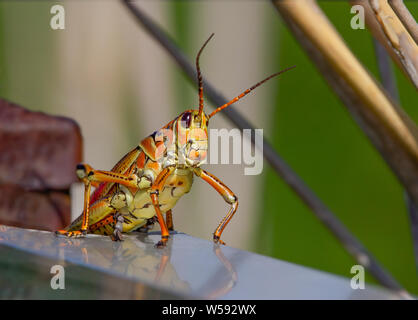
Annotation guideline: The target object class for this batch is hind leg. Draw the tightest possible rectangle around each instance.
[56,180,92,238]
[56,162,142,239]
[56,195,115,238]
[57,187,132,239]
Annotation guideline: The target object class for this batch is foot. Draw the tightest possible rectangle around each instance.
[155,235,169,248]
[110,229,124,241]
[213,235,226,245]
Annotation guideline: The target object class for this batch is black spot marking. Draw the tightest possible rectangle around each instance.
[128,212,138,220]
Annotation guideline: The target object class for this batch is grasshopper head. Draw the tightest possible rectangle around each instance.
[175,109,209,167]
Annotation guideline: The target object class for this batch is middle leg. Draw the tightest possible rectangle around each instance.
[165,209,174,231]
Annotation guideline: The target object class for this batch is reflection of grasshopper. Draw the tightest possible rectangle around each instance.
[206,245,238,299]
[98,236,238,298]
[0,225,237,299]
[57,234,237,298]
[105,235,190,291]
[56,34,295,247]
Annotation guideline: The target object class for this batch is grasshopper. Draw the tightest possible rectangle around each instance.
[56,34,295,247]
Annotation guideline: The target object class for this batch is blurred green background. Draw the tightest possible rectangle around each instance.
[0,0,417,294]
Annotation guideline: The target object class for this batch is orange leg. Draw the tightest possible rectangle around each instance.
[89,211,116,233]
[76,164,140,189]
[56,163,142,239]
[194,168,238,245]
[165,209,174,231]
[150,167,175,248]
[56,180,91,238]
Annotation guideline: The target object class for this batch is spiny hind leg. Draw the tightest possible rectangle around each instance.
[57,187,132,240]
[55,229,87,238]
[56,195,115,238]
[56,160,139,239]
[56,179,92,238]
[75,163,153,189]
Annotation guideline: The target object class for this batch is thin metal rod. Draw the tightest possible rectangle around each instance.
[121,0,411,298]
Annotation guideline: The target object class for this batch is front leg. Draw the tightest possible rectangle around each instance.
[194,168,238,245]
[150,167,175,248]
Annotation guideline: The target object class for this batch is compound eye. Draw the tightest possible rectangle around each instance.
[181,112,192,128]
